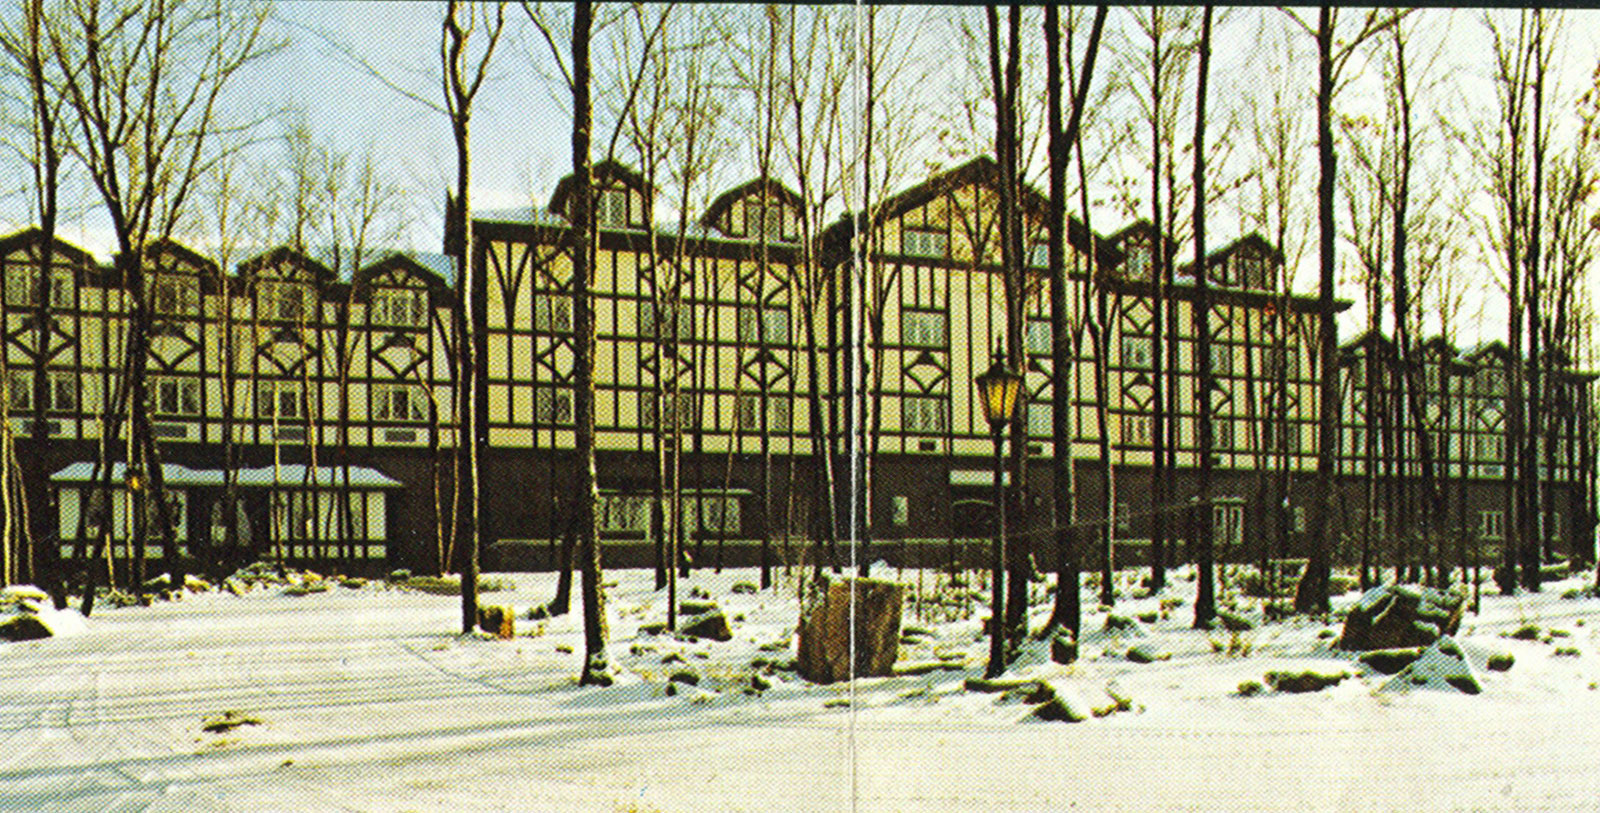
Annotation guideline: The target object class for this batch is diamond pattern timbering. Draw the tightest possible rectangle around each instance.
[1122,373,1154,410]
[148,332,199,372]
[536,338,575,385]
[256,332,318,376]
[740,348,790,390]
[903,350,948,394]
[4,313,75,363]
[374,337,424,380]
[640,347,692,387]
[1119,298,1153,336]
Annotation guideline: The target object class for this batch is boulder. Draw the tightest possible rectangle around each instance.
[1338,584,1465,651]
[0,614,51,642]
[477,605,515,639]
[679,610,733,642]
[1266,669,1349,693]
[1050,629,1078,665]
[679,600,719,616]
[1382,636,1481,695]
[796,577,904,683]
[0,585,50,606]
[1217,611,1255,632]
[1359,647,1424,675]
[0,606,86,642]
[1126,644,1170,664]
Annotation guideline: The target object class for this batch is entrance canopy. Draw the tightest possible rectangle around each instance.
[50,462,403,489]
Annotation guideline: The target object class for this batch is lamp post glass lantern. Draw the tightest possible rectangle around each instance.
[975,355,1024,430]
[975,352,1022,677]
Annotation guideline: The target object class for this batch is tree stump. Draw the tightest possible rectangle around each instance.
[797,578,904,684]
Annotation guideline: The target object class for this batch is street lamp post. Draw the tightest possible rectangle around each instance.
[976,352,1023,679]
[124,465,146,587]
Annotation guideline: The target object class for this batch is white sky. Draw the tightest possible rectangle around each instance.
[4,4,1598,353]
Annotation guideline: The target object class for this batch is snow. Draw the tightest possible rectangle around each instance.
[1,565,1599,811]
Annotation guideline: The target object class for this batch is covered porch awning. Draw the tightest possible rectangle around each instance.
[50,462,404,489]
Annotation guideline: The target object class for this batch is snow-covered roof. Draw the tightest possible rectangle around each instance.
[50,462,403,489]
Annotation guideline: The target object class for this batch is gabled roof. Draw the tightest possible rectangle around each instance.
[140,238,221,277]
[1460,340,1513,366]
[547,159,654,216]
[699,177,802,230]
[0,227,100,268]
[1106,219,1181,255]
[1177,232,1285,277]
[353,251,457,302]
[1339,328,1398,359]
[817,155,1118,268]
[236,245,338,289]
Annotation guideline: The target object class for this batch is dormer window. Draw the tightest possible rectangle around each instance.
[744,201,789,242]
[151,274,199,315]
[597,187,629,228]
[371,288,428,328]
[902,229,948,259]
[1125,245,1151,279]
[259,280,312,322]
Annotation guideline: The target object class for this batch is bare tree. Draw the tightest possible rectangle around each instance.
[1281,6,1406,614]
[0,0,68,591]
[1042,3,1107,641]
[48,0,280,612]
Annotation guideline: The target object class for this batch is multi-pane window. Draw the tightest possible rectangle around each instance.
[6,370,75,412]
[684,496,741,534]
[1121,335,1154,369]
[371,288,428,327]
[151,275,199,315]
[902,395,947,434]
[599,495,650,533]
[5,268,73,308]
[1476,433,1505,462]
[536,388,573,425]
[1124,245,1151,279]
[1120,412,1152,446]
[256,381,305,420]
[901,229,949,259]
[639,391,697,432]
[4,370,27,412]
[1025,319,1052,355]
[900,309,948,348]
[639,300,691,341]
[534,294,572,333]
[259,281,312,321]
[1213,418,1234,451]
[1209,343,1233,376]
[1027,401,1052,438]
[149,377,200,416]
[1480,510,1505,540]
[735,392,792,433]
[745,203,786,241]
[596,188,629,228]
[892,496,910,527]
[372,384,424,422]
[737,305,790,345]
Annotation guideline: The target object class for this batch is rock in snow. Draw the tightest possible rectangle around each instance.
[1338,584,1464,651]
[0,604,87,642]
[1382,636,1482,695]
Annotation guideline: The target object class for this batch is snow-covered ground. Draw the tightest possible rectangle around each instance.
[2,563,1599,812]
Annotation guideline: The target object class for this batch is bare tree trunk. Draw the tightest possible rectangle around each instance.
[1190,5,1216,629]
[1297,6,1337,615]
[571,0,610,687]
